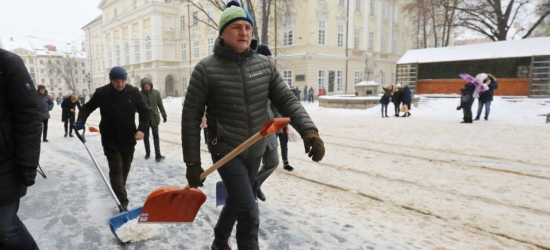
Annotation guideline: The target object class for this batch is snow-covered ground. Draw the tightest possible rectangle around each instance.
[21,95,550,250]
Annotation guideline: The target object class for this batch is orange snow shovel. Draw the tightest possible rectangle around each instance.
[139,117,291,223]
[88,126,100,132]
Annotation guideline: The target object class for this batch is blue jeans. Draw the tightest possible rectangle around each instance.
[211,153,262,250]
[381,103,389,116]
[0,200,39,250]
[143,126,160,155]
[476,100,492,119]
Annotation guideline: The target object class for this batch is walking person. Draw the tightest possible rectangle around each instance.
[392,84,402,117]
[75,66,150,211]
[61,95,81,137]
[181,3,325,249]
[459,81,476,123]
[474,73,498,121]
[308,87,315,103]
[0,48,42,250]
[140,78,167,162]
[303,85,308,102]
[37,85,54,142]
[380,85,393,118]
[401,84,412,117]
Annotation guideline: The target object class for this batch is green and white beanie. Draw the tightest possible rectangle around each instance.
[218,1,254,35]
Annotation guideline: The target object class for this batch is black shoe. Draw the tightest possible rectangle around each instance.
[283,164,294,172]
[395,114,399,117]
[64,132,68,137]
[211,240,231,250]
[474,117,480,120]
[43,139,48,142]
[257,188,266,202]
[145,153,150,160]
[69,134,74,137]
[407,112,411,117]
[484,117,488,121]
[155,154,165,162]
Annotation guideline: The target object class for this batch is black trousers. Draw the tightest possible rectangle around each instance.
[64,113,76,134]
[41,119,49,140]
[103,147,135,207]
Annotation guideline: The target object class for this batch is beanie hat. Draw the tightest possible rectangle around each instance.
[475,73,488,84]
[256,45,272,56]
[218,1,254,35]
[109,66,127,80]
[37,85,46,90]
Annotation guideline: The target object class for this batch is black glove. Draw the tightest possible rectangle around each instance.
[163,116,167,123]
[75,119,85,130]
[302,129,325,162]
[20,166,37,187]
[186,163,205,188]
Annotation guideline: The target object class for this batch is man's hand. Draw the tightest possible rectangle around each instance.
[302,129,325,162]
[19,166,37,187]
[135,131,144,140]
[163,116,167,123]
[74,119,85,130]
[70,108,75,113]
[186,163,205,188]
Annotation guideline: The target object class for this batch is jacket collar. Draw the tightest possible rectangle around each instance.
[213,37,258,61]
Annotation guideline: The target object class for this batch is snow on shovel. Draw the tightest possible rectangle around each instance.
[73,125,156,243]
[139,117,291,223]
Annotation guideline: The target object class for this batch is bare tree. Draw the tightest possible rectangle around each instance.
[454,0,550,41]
[405,0,458,48]
[47,53,79,94]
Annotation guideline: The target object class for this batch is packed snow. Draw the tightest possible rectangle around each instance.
[20,94,550,250]
[114,218,161,243]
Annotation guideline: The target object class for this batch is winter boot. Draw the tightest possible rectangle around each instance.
[257,188,266,202]
[283,163,294,172]
[69,133,74,137]
[64,132,68,137]
[43,139,49,142]
[211,240,231,250]
[145,153,150,160]
[155,154,165,162]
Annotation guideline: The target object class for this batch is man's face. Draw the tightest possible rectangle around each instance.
[38,89,45,94]
[144,84,151,91]
[221,20,252,54]
[111,79,126,91]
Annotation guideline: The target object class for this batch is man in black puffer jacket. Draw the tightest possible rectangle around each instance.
[0,48,42,249]
[182,2,325,250]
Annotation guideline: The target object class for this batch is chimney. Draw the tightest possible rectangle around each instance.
[45,45,57,51]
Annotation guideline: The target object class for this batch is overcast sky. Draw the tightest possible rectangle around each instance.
[0,0,101,51]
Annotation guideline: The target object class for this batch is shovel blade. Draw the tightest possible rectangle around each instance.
[109,206,143,241]
[139,186,207,223]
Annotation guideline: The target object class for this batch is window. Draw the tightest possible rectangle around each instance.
[145,36,152,61]
[392,34,397,53]
[354,70,362,84]
[133,0,137,9]
[354,29,360,49]
[193,40,200,58]
[355,0,361,11]
[337,24,344,47]
[82,69,85,74]
[81,62,85,67]
[319,0,327,3]
[207,7,213,24]
[107,47,112,67]
[370,0,375,16]
[404,12,409,26]
[50,79,53,85]
[318,21,326,45]
[368,31,374,50]
[30,67,34,73]
[114,8,118,18]
[165,0,172,3]
[402,34,408,54]
[381,33,387,53]
[192,11,198,27]
[283,20,293,46]
[134,39,140,63]
[181,43,187,60]
[382,2,388,19]
[124,42,130,64]
[393,6,399,23]
[282,70,293,86]
[75,69,78,74]
[318,70,325,89]
[207,37,214,56]
[29,59,34,64]
[339,0,345,7]
[282,0,294,3]
[75,78,79,83]
[41,69,45,74]
[180,15,186,31]
[391,72,395,85]
[116,45,121,65]
[41,79,45,84]
[40,60,44,65]
[144,0,148,4]
[336,70,343,91]
[381,71,386,85]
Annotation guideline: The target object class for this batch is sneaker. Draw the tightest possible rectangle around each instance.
[155,154,165,162]
[43,139,49,142]
[257,188,266,202]
[283,164,294,172]
[211,240,231,250]
[484,117,488,121]
[145,153,150,160]
[474,117,480,120]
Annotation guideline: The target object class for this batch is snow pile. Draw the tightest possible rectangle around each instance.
[115,218,161,243]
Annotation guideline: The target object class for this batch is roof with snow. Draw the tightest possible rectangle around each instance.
[398,37,550,64]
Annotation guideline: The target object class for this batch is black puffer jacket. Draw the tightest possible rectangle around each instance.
[78,83,150,150]
[182,38,317,163]
[61,96,82,122]
[0,49,42,206]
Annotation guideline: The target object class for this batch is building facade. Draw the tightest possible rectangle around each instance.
[9,45,89,98]
[83,0,416,97]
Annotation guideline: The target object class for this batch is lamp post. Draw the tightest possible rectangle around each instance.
[85,73,92,95]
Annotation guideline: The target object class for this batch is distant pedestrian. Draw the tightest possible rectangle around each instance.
[37,84,54,142]
[308,87,315,102]
[459,81,475,123]
[380,85,393,118]
[392,84,402,117]
[401,84,412,117]
[303,85,308,102]
[61,95,81,137]
[140,78,167,162]
[475,73,498,121]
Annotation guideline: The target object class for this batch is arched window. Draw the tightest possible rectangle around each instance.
[145,36,152,61]
[107,47,112,67]
[134,39,140,63]
[115,45,121,65]
[124,42,130,65]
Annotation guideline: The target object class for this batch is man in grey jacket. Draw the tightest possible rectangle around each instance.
[181,2,325,250]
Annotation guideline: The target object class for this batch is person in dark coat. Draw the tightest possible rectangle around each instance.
[308,87,315,102]
[182,3,325,249]
[75,66,150,211]
[140,78,167,162]
[401,84,412,117]
[379,85,393,118]
[61,95,81,137]
[0,48,42,249]
[459,81,476,123]
[475,73,498,121]
[392,84,402,117]
[37,84,54,142]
